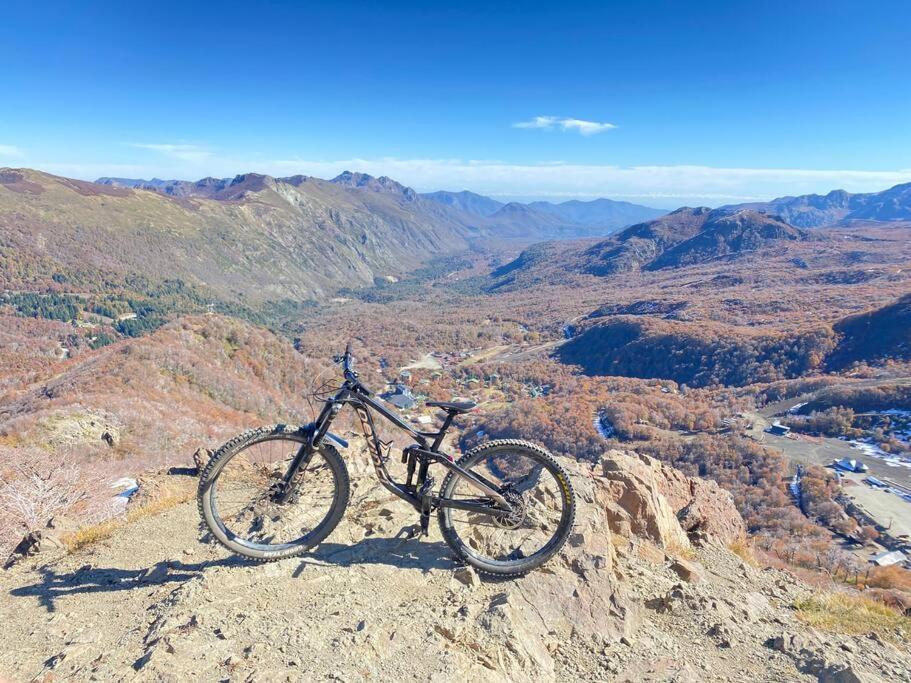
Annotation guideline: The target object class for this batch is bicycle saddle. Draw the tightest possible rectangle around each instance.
[426,400,476,414]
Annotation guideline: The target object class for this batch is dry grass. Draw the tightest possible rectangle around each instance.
[795,591,911,642]
[63,517,123,552]
[63,488,194,552]
[666,539,695,561]
[729,537,759,567]
[865,565,911,592]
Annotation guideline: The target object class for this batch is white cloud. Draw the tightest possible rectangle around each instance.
[127,143,213,164]
[30,154,911,209]
[513,116,617,135]
[0,144,24,158]
[245,158,911,205]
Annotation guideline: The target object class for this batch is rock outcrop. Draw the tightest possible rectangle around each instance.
[3,516,75,568]
[0,444,907,682]
[597,450,745,549]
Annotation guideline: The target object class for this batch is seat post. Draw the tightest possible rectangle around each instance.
[431,412,456,450]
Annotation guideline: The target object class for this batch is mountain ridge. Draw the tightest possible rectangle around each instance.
[99,173,667,236]
[419,189,505,216]
[527,197,666,233]
[721,181,911,227]
[646,209,809,270]
[1,168,480,307]
[491,206,810,286]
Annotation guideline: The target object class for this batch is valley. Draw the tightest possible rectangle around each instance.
[5,3,911,680]
[2,170,911,679]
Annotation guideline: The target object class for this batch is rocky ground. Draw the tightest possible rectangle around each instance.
[1,447,907,682]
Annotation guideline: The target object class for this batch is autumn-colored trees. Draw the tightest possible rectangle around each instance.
[557,317,839,388]
[798,465,858,537]
[802,384,911,413]
[784,407,857,437]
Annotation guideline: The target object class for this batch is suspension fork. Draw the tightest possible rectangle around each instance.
[274,442,315,503]
[275,400,340,503]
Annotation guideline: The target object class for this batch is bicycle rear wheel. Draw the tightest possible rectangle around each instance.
[437,439,575,577]
[198,425,350,561]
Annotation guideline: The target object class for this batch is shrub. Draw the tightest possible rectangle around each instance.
[0,446,112,558]
[796,591,910,641]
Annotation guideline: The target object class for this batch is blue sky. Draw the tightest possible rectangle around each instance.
[2,1,910,207]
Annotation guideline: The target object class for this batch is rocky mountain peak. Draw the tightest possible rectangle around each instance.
[720,181,911,227]
[495,201,537,215]
[330,171,417,200]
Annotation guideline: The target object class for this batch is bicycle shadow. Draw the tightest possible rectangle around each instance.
[8,556,253,613]
[9,533,455,613]
[298,535,456,574]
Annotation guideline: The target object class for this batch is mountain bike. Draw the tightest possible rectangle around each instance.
[198,343,576,576]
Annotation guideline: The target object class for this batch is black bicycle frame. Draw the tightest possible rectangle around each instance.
[298,377,512,518]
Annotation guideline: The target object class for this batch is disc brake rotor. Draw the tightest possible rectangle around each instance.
[492,490,527,530]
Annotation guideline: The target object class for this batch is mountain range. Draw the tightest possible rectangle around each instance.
[491,207,811,288]
[417,190,667,235]
[5,167,911,316]
[98,174,667,238]
[100,174,911,232]
[0,168,664,313]
[1,169,482,307]
[720,182,911,227]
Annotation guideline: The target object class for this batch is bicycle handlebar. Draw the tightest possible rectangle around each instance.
[342,342,354,375]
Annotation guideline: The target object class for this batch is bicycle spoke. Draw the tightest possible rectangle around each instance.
[212,437,339,548]
[444,447,569,564]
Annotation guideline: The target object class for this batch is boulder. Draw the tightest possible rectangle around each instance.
[677,477,746,546]
[3,516,75,567]
[192,448,214,473]
[597,451,691,550]
[770,631,808,654]
[597,450,744,548]
[669,557,703,583]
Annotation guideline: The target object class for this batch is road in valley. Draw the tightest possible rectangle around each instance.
[747,379,911,545]
[840,471,911,541]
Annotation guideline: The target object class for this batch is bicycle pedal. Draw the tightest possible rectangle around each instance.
[394,523,423,541]
[419,513,430,536]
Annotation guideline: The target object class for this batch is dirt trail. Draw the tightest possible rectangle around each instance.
[1,450,908,682]
[0,470,486,681]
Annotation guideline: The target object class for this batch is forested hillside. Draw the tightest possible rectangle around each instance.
[555,293,911,387]
[557,317,837,387]
[827,293,911,369]
[0,169,481,308]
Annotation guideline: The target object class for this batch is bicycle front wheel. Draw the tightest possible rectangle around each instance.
[198,425,350,561]
[437,439,575,577]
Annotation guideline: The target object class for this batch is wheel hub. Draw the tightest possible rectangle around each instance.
[493,490,527,530]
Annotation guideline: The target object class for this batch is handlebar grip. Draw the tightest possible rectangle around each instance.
[343,341,354,372]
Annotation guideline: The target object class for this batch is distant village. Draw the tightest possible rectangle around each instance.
[376,348,550,426]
